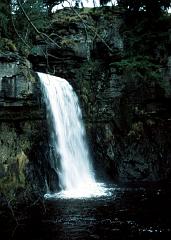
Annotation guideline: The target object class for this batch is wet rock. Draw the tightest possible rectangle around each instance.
[0,52,51,201]
[29,8,171,183]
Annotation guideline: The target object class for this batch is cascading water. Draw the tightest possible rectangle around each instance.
[38,72,109,198]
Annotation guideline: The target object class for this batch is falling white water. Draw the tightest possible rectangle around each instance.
[38,72,110,199]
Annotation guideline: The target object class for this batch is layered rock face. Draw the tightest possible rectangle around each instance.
[29,7,171,182]
[0,53,59,200]
[1,7,170,191]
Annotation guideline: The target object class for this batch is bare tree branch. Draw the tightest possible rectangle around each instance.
[11,14,31,49]
[66,0,113,53]
[17,0,61,49]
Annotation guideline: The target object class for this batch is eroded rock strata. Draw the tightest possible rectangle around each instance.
[0,53,59,200]
[1,8,171,202]
[30,8,171,183]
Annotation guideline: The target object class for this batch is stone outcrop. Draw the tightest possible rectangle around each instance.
[1,7,171,197]
[0,52,59,200]
[29,7,171,183]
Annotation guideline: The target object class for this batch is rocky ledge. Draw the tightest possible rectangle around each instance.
[29,7,171,183]
[0,52,59,202]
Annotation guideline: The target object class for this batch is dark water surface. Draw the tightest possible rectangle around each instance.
[1,184,171,239]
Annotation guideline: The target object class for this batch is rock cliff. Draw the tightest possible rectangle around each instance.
[0,52,59,201]
[30,7,171,183]
[1,7,171,202]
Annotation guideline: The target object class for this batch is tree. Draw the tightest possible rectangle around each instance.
[11,0,48,46]
[0,0,12,37]
[117,0,171,14]
[43,0,64,13]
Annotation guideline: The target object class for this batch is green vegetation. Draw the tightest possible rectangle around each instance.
[0,0,50,54]
[122,15,171,59]
[0,0,170,78]
[0,0,11,37]
[0,1,169,51]
[117,0,171,15]
[112,3,171,81]
[0,38,17,52]
[111,56,161,81]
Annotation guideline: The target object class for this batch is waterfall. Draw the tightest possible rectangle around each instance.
[38,72,108,198]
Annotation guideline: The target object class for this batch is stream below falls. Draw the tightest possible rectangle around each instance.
[0,183,171,240]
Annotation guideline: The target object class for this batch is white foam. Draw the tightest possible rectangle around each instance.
[44,183,112,199]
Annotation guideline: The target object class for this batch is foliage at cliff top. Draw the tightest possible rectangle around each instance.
[0,0,170,38]
[110,1,171,81]
[117,0,171,14]
[0,0,171,67]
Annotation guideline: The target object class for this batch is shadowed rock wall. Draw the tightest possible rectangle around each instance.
[29,7,171,183]
[0,52,59,200]
[0,8,170,202]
